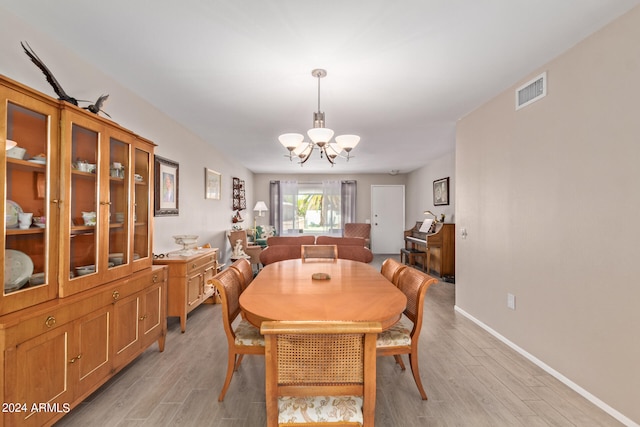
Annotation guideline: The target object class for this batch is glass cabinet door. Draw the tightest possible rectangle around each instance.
[133,145,151,269]
[107,136,130,272]
[68,119,101,288]
[1,87,59,315]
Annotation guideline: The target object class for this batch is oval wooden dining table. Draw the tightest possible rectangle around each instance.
[239,258,407,330]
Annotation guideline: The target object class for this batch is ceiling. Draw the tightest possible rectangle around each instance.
[3,1,639,174]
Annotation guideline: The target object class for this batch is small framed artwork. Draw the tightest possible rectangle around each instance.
[205,168,221,200]
[154,155,179,216]
[433,177,449,206]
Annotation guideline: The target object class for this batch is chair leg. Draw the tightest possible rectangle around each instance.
[394,354,406,370]
[218,352,237,401]
[235,354,245,371]
[408,351,428,400]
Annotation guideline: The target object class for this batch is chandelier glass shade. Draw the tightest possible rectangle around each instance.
[278,69,360,166]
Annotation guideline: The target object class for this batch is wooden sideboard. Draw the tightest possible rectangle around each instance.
[153,248,219,332]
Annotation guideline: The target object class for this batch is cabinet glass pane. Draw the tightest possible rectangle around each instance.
[108,138,130,268]
[4,102,50,295]
[70,124,98,278]
[134,148,149,260]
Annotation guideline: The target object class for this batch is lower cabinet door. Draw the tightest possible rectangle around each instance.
[141,283,163,348]
[73,306,113,399]
[112,293,141,366]
[186,273,203,309]
[4,323,74,427]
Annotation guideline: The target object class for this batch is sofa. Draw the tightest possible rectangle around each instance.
[259,235,373,265]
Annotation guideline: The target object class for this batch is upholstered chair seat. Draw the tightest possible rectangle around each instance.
[277,395,364,425]
[376,317,411,347]
[234,320,264,346]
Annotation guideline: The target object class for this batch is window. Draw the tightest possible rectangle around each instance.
[270,180,356,236]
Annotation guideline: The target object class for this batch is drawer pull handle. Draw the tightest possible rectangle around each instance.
[152,274,158,283]
[139,314,148,321]
[45,316,56,328]
[192,263,197,269]
[112,290,120,301]
[69,354,82,364]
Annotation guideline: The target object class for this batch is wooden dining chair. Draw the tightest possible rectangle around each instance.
[380,258,407,286]
[261,321,382,427]
[376,267,438,400]
[300,244,338,262]
[210,267,264,401]
[229,258,254,291]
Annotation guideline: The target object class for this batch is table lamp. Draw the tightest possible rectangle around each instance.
[253,201,269,241]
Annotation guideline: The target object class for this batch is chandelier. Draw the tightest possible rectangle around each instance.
[279,69,360,166]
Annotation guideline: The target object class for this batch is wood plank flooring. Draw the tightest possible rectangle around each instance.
[55,255,622,426]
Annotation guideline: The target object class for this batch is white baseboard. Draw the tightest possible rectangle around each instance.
[453,305,638,427]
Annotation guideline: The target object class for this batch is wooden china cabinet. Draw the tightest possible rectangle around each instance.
[0,74,167,427]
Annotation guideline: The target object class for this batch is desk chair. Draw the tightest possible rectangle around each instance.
[211,267,264,401]
[261,321,382,427]
[300,244,338,262]
[376,267,437,400]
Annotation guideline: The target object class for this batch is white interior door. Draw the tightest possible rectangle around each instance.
[371,185,405,254]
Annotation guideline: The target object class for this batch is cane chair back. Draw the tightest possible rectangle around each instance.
[380,258,407,286]
[376,267,437,400]
[211,267,264,401]
[300,244,338,262]
[230,258,254,291]
[261,321,382,427]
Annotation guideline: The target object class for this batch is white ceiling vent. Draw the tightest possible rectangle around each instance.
[515,71,547,110]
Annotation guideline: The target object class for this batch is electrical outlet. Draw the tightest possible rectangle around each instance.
[507,293,516,310]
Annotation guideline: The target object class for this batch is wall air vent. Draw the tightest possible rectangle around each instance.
[515,71,547,110]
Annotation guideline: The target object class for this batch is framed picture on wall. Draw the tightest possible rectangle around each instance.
[205,168,221,200]
[433,177,449,206]
[154,155,179,216]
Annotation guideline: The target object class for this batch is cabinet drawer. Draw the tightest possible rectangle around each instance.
[187,254,217,274]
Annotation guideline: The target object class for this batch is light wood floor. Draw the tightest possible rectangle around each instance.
[55,255,621,427]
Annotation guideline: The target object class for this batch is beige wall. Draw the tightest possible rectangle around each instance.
[406,151,456,226]
[456,6,640,424]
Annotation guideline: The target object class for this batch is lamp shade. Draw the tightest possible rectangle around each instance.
[307,127,334,144]
[253,201,269,212]
[278,133,304,150]
[5,139,17,150]
[293,142,312,159]
[335,134,360,151]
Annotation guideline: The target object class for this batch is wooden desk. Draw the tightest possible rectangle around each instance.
[239,259,407,330]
